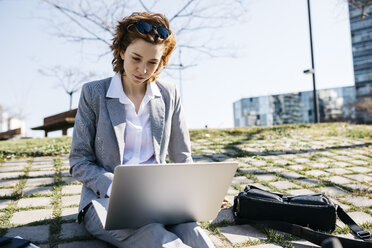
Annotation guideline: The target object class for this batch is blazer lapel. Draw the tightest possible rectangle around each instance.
[149,96,165,163]
[107,98,126,165]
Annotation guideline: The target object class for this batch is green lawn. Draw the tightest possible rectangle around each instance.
[0,122,371,163]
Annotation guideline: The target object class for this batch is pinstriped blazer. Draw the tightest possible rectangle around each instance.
[69,77,192,213]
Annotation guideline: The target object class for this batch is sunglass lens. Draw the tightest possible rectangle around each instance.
[156,26,170,39]
[136,21,152,34]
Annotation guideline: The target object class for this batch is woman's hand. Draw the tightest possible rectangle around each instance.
[221,197,229,208]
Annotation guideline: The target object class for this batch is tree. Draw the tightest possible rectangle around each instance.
[40,0,248,77]
[39,66,96,110]
[347,0,372,19]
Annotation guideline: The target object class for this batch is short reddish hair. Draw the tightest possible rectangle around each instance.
[111,12,176,82]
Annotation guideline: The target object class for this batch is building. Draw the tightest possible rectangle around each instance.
[0,105,26,138]
[349,2,372,86]
[233,84,371,127]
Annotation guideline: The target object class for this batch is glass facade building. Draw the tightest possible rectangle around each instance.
[349,3,372,85]
[233,84,371,127]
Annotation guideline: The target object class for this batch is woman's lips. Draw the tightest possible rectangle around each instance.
[134,75,144,80]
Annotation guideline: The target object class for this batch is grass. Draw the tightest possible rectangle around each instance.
[0,122,371,247]
[0,136,72,161]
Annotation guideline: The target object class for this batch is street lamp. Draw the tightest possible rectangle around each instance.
[304,0,320,123]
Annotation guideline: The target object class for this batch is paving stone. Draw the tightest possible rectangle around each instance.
[31,164,55,170]
[330,198,350,210]
[288,165,305,171]
[204,230,224,247]
[219,224,266,244]
[274,159,292,166]
[238,167,263,174]
[0,166,24,172]
[346,183,371,192]
[319,186,348,197]
[17,197,51,208]
[0,171,23,179]
[251,183,271,191]
[294,158,311,163]
[353,155,371,160]
[6,225,50,243]
[286,188,315,195]
[227,187,239,195]
[265,166,286,173]
[306,170,329,177]
[0,179,20,187]
[336,211,372,228]
[270,181,299,190]
[333,155,353,161]
[3,160,28,165]
[333,161,351,167]
[0,188,13,196]
[254,174,277,182]
[340,196,372,207]
[231,176,252,185]
[351,160,369,165]
[296,178,320,186]
[61,207,79,220]
[290,239,319,247]
[309,163,328,169]
[32,158,54,163]
[243,244,282,248]
[60,222,90,239]
[348,166,372,173]
[25,177,54,187]
[194,158,215,163]
[0,199,12,209]
[249,160,267,167]
[211,208,234,224]
[61,195,81,207]
[213,154,230,161]
[325,168,351,175]
[62,184,83,195]
[344,174,372,182]
[58,240,110,248]
[23,186,53,196]
[28,170,55,177]
[11,209,53,225]
[317,157,335,163]
[280,171,303,179]
[328,176,352,185]
[61,177,77,184]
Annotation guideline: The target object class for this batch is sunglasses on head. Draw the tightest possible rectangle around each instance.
[135,20,171,39]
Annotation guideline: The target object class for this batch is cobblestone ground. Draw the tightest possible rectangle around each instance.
[0,133,371,247]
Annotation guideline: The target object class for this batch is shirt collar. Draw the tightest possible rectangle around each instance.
[106,73,161,105]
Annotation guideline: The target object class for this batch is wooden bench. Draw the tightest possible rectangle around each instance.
[32,109,77,137]
[0,128,22,140]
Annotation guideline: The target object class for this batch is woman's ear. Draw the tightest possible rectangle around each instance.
[120,51,125,60]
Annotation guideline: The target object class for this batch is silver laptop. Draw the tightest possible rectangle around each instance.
[92,162,238,230]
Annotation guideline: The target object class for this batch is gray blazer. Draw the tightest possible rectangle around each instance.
[69,77,192,213]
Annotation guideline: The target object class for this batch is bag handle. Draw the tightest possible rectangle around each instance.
[336,205,371,240]
[240,219,372,248]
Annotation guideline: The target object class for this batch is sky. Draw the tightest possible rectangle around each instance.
[0,0,354,137]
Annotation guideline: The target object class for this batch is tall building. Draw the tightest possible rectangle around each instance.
[349,3,372,86]
[233,85,371,127]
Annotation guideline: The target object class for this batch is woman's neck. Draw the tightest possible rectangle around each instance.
[121,75,147,97]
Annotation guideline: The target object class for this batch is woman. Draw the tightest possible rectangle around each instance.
[69,12,215,248]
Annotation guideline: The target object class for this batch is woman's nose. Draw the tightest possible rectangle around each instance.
[138,63,147,74]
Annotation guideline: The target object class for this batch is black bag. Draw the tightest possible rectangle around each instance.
[233,185,372,248]
[0,236,31,248]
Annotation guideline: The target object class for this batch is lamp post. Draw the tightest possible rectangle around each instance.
[304,0,320,123]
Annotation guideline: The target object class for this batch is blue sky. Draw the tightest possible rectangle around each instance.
[0,0,354,137]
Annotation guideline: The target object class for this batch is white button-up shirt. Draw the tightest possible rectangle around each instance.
[106,73,161,165]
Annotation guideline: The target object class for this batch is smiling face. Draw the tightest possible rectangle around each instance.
[120,39,165,87]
